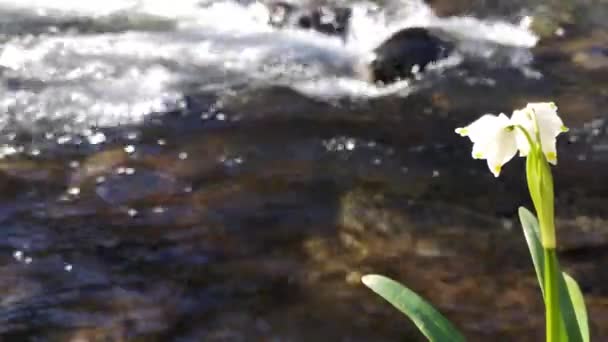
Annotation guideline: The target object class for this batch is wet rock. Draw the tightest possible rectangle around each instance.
[0,159,65,184]
[304,212,548,340]
[369,28,453,84]
[338,187,515,259]
[553,30,608,70]
[424,0,476,17]
[527,13,569,40]
[573,47,608,70]
[0,159,70,200]
[95,170,182,206]
[0,170,30,200]
[530,31,608,129]
[266,4,451,84]
[139,139,227,180]
[297,6,351,37]
[69,148,129,187]
[267,1,295,27]
[424,0,578,29]
[339,188,414,235]
[267,2,351,37]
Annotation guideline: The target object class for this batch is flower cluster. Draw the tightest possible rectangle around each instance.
[455,102,569,177]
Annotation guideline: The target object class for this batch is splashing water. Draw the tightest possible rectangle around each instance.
[0,0,538,137]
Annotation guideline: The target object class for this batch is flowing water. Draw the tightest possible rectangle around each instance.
[0,0,608,340]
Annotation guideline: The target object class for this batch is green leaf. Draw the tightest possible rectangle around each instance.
[518,207,544,292]
[362,274,466,342]
[518,207,588,342]
[563,272,590,342]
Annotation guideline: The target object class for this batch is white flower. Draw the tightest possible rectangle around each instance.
[456,102,569,177]
[511,102,568,165]
[455,113,518,177]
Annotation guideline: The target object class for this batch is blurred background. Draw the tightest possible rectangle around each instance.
[0,0,607,340]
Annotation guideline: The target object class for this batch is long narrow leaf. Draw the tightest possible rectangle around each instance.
[518,207,587,342]
[555,268,586,342]
[362,274,466,342]
[563,272,590,342]
[518,207,544,294]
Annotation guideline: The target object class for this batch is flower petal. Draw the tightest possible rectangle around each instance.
[458,113,517,176]
[511,108,534,157]
[459,114,504,143]
[458,102,567,175]
[527,103,567,163]
[542,138,558,165]
[484,119,518,177]
[471,140,487,159]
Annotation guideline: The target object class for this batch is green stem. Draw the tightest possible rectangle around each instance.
[544,248,561,342]
[515,125,535,148]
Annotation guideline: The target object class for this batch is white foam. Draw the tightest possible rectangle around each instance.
[294,76,415,99]
[0,0,138,16]
[0,0,272,30]
[0,0,539,136]
[0,33,183,133]
[429,16,538,47]
[346,0,537,53]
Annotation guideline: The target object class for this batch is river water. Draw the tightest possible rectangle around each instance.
[0,0,607,340]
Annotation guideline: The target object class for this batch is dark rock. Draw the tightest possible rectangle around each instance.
[298,6,351,37]
[369,28,452,84]
[266,3,452,84]
[267,1,297,28]
[267,2,351,38]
